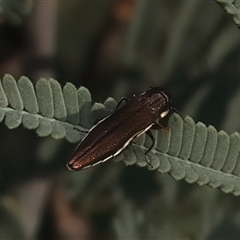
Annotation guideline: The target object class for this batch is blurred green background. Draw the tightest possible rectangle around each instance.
[1,1,240,239]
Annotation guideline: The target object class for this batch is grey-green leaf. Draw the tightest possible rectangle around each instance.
[49,78,67,121]
[0,80,8,108]
[1,74,240,197]
[63,83,79,125]
[36,78,54,118]
[18,76,39,114]
[2,74,23,110]
[78,86,92,128]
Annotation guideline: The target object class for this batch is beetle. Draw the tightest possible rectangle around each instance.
[67,87,172,171]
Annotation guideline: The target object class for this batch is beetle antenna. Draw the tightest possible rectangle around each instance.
[170,106,183,118]
[171,106,179,114]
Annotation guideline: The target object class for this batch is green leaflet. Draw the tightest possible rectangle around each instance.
[130,114,240,196]
[216,0,240,28]
[1,74,240,196]
[0,74,92,143]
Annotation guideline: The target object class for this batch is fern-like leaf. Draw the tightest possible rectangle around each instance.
[0,74,113,143]
[126,114,240,196]
[216,0,240,28]
[1,74,240,196]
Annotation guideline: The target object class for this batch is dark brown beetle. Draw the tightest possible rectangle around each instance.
[67,87,172,171]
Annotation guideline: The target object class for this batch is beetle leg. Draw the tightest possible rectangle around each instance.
[171,106,179,114]
[115,97,129,110]
[145,130,155,155]
[142,130,154,168]
[151,122,170,132]
[145,159,153,168]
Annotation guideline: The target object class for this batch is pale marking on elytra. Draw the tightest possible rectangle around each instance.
[81,123,154,169]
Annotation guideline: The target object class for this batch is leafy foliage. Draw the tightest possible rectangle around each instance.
[1,74,240,197]
[216,0,240,27]
[0,74,114,143]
